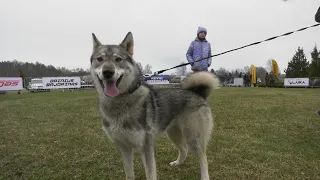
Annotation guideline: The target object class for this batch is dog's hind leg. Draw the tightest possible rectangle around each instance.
[166,125,188,166]
[118,145,135,180]
[183,107,213,180]
[185,132,210,180]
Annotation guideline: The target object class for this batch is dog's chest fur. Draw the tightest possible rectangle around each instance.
[103,122,146,148]
[99,87,156,148]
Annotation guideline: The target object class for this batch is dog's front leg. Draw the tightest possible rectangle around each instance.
[139,134,157,180]
[118,145,135,180]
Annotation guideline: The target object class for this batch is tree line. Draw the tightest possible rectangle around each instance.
[0,60,90,77]
[1,45,319,80]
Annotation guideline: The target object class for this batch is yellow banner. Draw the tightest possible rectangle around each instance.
[251,64,256,84]
[271,59,279,78]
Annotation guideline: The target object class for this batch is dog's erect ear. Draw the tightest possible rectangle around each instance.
[92,33,102,50]
[120,32,134,56]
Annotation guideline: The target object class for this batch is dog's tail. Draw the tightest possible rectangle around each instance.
[181,72,221,99]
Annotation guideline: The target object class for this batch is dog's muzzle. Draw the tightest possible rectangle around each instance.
[98,69,123,97]
[102,69,115,80]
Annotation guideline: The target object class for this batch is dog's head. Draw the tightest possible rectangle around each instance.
[90,32,141,97]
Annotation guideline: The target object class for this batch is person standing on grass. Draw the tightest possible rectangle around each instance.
[243,73,248,87]
[186,26,212,73]
[18,69,25,94]
[269,72,275,88]
[265,72,270,87]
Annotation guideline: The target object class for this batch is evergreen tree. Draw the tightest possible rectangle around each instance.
[284,47,309,78]
[308,45,320,77]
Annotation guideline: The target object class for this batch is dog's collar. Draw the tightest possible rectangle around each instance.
[127,81,141,94]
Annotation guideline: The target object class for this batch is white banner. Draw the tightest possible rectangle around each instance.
[233,78,244,86]
[42,77,81,89]
[146,80,170,85]
[0,77,24,91]
[284,78,309,87]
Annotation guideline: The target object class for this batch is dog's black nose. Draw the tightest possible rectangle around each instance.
[102,69,114,79]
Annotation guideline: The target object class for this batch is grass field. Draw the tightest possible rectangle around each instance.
[1,87,320,179]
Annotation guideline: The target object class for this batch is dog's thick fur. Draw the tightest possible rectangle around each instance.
[90,32,220,180]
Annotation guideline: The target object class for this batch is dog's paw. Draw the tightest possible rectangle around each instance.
[169,160,181,166]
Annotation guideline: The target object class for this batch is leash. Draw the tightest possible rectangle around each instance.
[154,23,320,75]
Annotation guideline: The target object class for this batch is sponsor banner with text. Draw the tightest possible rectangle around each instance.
[150,75,169,80]
[146,75,170,84]
[146,80,170,84]
[0,77,24,91]
[284,78,309,87]
[42,77,81,89]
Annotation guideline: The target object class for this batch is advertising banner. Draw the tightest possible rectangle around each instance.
[272,59,279,79]
[251,64,256,84]
[284,78,309,87]
[42,77,81,89]
[0,77,23,91]
[146,75,170,85]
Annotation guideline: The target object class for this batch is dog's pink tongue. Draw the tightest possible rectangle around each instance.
[104,81,119,97]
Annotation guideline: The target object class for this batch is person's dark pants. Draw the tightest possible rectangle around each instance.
[192,69,202,73]
[270,81,275,87]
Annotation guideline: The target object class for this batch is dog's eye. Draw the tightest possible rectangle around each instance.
[115,57,122,62]
[97,57,103,62]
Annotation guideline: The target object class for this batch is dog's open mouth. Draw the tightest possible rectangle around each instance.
[98,75,123,97]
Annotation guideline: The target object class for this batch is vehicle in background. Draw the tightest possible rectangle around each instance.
[170,75,186,83]
[257,78,262,84]
[27,78,50,92]
[143,74,153,81]
[0,90,8,94]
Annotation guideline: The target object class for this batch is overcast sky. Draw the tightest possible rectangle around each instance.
[1,0,319,74]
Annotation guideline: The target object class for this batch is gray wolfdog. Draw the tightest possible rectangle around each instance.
[89,32,220,180]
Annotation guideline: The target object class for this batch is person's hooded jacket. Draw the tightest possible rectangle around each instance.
[186,27,212,71]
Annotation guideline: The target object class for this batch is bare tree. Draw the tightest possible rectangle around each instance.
[243,66,250,73]
[215,67,229,76]
[143,64,152,74]
[265,59,273,73]
[256,66,268,83]
[175,62,187,76]
[136,62,144,73]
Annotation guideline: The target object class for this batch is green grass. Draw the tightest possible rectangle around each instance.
[1,88,320,179]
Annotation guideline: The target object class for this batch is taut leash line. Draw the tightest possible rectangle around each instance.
[154,23,320,75]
